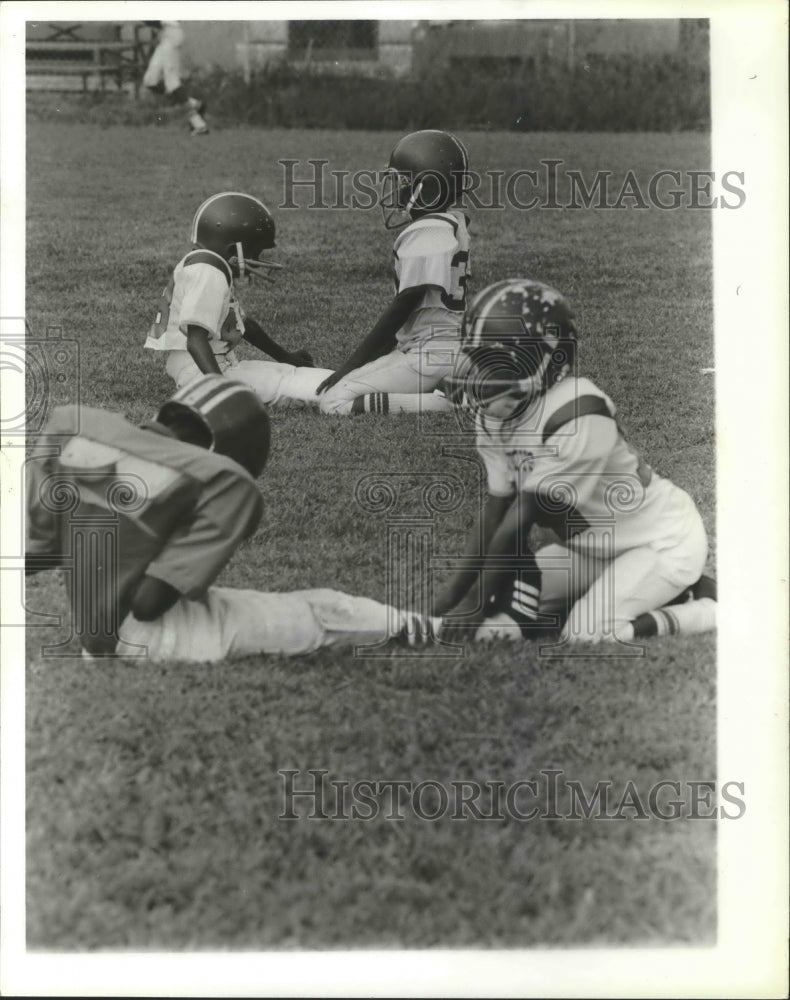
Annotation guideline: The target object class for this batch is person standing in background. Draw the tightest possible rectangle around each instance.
[142,20,209,135]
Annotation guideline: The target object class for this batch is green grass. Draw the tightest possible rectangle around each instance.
[25,122,715,949]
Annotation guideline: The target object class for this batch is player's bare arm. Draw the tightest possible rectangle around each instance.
[242,317,314,368]
[186,325,222,375]
[316,285,426,394]
[440,492,540,638]
[432,493,514,615]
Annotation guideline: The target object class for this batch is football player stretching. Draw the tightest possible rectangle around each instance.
[145,192,334,408]
[26,377,416,661]
[317,130,471,416]
[430,278,717,646]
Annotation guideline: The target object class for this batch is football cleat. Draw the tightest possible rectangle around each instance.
[380,129,470,229]
[156,375,271,477]
[190,192,282,281]
[445,278,578,422]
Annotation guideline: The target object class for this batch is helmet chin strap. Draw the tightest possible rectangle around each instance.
[235,241,245,278]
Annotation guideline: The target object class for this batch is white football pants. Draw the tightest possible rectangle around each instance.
[114,587,409,662]
[478,498,708,645]
[318,337,458,415]
[142,23,185,95]
[166,351,333,409]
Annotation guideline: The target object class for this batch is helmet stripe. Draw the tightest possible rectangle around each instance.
[172,375,230,410]
[197,381,252,415]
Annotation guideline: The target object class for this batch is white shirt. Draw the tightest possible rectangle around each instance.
[144,249,244,356]
[476,376,695,554]
[392,208,470,349]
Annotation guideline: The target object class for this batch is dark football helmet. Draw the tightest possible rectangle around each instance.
[156,375,271,478]
[190,192,282,282]
[381,129,470,229]
[446,279,577,422]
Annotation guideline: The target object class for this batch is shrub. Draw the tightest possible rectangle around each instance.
[202,55,709,132]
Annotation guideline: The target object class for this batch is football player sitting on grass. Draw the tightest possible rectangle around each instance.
[26,377,418,662]
[145,191,334,409]
[425,278,717,647]
[316,129,472,416]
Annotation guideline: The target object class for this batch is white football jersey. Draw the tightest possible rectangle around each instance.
[144,249,244,356]
[476,376,698,554]
[392,208,470,349]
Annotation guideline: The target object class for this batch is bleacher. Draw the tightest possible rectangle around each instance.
[26,22,155,95]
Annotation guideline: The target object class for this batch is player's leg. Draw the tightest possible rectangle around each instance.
[164,350,204,389]
[319,339,457,416]
[561,532,711,645]
[116,587,409,661]
[116,592,231,661]
[142,40,165,91]
[232,359,333,408]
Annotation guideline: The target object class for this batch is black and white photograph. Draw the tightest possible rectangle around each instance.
[1,1,787,996]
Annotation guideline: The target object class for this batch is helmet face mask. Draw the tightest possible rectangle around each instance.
[447,279,577,423]
[380,130,470,229]
[191,192,282,283]
[225,243,284,284]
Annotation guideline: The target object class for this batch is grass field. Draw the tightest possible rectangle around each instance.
[24,121,715,949]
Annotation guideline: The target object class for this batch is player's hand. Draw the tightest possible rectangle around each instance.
[316,370,343,395]
[395,612,439,646]
[286,349,315,368]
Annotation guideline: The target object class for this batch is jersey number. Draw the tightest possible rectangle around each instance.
[441,250,470,311]
[148,277,175,342]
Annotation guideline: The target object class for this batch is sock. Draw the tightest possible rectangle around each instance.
[482,557,545,639]
[350,392,453,415]
[351,392,389,414]
[630,597,717,638]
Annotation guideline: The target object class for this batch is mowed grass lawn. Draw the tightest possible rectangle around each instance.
[24,122,715,949]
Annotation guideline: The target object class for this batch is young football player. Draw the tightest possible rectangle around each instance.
[25,377,414,661]
[144,191,333,409]
[430,278,717,646]
[316,129,471,416]
[142,20,209,135]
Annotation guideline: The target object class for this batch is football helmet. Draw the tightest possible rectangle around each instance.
[381,129,470,229]
[446,279,577,422]
[190,192,282,282]
[156,375,271,478]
